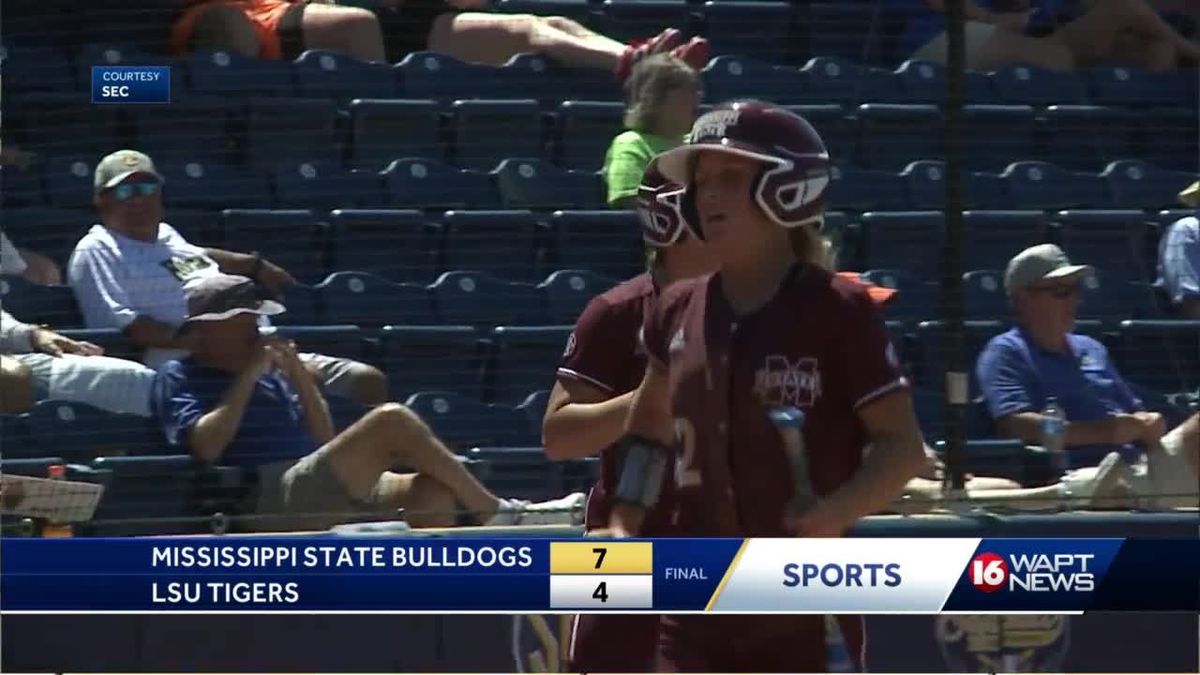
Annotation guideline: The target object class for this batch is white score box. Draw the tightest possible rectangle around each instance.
[549,574,653,609]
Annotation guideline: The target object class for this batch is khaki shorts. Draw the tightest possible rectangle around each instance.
[249,448,397,532]
[1063,426,1199,510]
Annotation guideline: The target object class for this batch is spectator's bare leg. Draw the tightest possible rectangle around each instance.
[0,356,34,414]
[427,13,624,69]
[541,15,629,53]
[303,4,387,62]
[16,249,62,286]
[318,403,503,520]
[972,30,1076,71]
[375,472,459,528]
[189,4,261,57]
[1054,0,1200,68]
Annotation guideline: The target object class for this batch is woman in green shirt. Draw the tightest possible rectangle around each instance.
[603,54,702,208]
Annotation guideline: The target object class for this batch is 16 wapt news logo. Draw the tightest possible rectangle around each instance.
[969,551,1096,593]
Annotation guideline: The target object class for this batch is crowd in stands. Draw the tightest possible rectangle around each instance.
[1,0,1197,535]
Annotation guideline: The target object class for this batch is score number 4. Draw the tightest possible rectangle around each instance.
[593,547,608,602]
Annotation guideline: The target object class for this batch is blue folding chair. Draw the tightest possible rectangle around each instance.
[380,325,485,400]
[430,270,542,326]
[348,99,441,170]
[1001,161,1109,210]
[327,209,441,283]
[383,158,501,210]
[494,158,602,210]
[442,209,543,281]
[451,99,543,170]
[485,325,573,404]
[318,271,433,327]
[539,269,618,323]
[294,49,397,101]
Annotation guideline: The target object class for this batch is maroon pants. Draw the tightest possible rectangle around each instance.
[568,613,659,673]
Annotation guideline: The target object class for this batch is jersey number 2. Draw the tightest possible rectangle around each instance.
[674,418,701,488]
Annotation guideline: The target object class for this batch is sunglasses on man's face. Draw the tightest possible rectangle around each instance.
[1028,282,1081,299]
[110,182,160,201]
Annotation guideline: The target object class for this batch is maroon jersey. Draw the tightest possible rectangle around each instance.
[642,263,908,670]
[556,272,664,674]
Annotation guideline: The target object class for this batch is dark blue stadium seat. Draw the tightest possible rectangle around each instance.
[56,328,138,360]
[912,386,948,440]
[989,65,1087,106]
[405,391,529,449]
[442,209,543,280]
[430,270,542,325]
[961,105,1035,172]
[328,209,441,283]
[74,44,186,98]
[245,98,339,168]
[1139,107,1198,172]
[380,325,485,400]
[1102,160,1196,210]
[271,324,365,361]
[272,161,382,211]
[550,210,641,280]
[465,446,567,500]
[161,160,272,210]
[1001,161,1110,210]
[0,164,45,207]
[1076,268,1160,322]
[962,269,1006,320]
[1087,66,1197,108]
[855,103,941,171]
[1056,209,1154,283]
[485,325,573,403]
[786,105,853,165]
[43,155,96,209]
[900,160,1004,210]
[28,401,161,462]
[395,51,497,101]
[18,94,120,159]
[963,210,1049,272]
[800,57,899,106]
[494,158,602,209]
[821,211,857,265]
[805,2,889,65]
[86,456,203,536]
[0,276,81,328]
[294,49,397,101]
[348,99,441,170]
[860,269,938,324]
[556,100,626,170]
[2,46,74,92]
[828,164,906,212]
[188,50,295,97]
[129,100,236,165]
[383,158,501,210]
[451,99,543,169]
[1039,105,1137,171]
[1115,320,1200,393]
[0,417,38,460]
[702,1,796,64]
[858,211,944,281]
[892,60,994,104]
[515,389,551,447]
[703,56,806,106]
[598,0,694,44]
[275,283,322,325]
[539,269,618,323]
[0,207,89,271]
[74,1,178,51]
[220,209,326,284]
[914,319,1006,391]
[317,271,433,327]
[161,208,219,243]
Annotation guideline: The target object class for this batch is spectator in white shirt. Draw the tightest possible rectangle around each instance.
[68,150,388,406]
[1156,181,1200,319]
[0,308,154,415]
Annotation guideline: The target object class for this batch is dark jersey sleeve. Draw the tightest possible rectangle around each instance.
[841,288,909,410]
[557,295,640,395]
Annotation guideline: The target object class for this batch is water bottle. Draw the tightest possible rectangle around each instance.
[824,615,856,673]
[769,407,817,516]
[1040,398,1068,474]
[40,464,74,538]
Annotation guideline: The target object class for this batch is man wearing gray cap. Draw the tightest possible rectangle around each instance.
[152,274,584,532]
[68,149,387,406]
[977,244,1198,509]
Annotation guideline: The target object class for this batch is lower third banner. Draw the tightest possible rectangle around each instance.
[0,537,1195,613]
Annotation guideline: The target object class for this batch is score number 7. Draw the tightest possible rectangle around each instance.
[592,547,609,602]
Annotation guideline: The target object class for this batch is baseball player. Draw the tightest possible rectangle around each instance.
[606,101,928,672]
[542,160,716,672]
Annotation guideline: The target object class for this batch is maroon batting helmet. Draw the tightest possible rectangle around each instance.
[656,101,832,236]
[636,159,690,247]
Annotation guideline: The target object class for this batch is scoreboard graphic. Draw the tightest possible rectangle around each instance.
[0,537,1195,613]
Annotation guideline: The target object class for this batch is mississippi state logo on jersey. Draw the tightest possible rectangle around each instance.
[753,355,822,407]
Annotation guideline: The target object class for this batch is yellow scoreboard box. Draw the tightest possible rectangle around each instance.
[548,542,653,610]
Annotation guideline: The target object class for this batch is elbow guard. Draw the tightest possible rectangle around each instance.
[613,435,670,509]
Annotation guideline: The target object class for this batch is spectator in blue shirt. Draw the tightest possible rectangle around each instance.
[977,244,1198,509]
[1156,181,1200,319]
[153,274,585,532]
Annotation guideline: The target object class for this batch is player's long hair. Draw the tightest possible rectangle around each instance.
[789,222,836,271]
